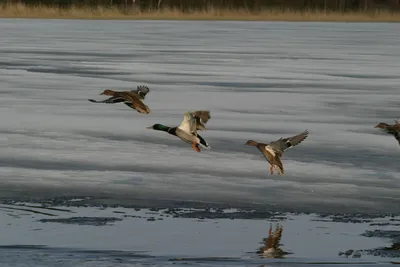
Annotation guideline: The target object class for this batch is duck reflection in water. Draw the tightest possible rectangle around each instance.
[257,223,290,259]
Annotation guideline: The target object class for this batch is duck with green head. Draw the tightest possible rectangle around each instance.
[147,110,211,152]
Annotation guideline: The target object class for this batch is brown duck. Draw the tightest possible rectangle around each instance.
[245,130,309,175]
[375,120,400,145]
[88,85,151,114]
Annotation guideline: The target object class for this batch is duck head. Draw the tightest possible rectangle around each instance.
[146,124,170,131]
[375,122,389,129]
[100,89,115,96]
[245,140,258,146]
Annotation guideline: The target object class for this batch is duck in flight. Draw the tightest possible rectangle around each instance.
[375,119,400,145]
[88,85,151,114]
[147,110,211,152]
[245,130,309,175]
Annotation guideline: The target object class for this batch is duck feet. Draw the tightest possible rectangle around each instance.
[270,165,274,175]
[192,142,201,152]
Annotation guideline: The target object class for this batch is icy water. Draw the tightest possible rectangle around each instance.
[1,203,399,267]
[0,19,399,266]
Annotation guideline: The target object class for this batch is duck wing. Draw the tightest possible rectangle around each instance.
[269,130,309,154]
[124,96,151,114]
[281,130,309,148]
[88,96,126,104]
[178,111,197,135]
[381,126,398,135]
[193,110,211,131]
[135,85,150,100]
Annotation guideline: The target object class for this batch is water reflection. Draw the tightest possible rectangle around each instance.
[256,223,290,259]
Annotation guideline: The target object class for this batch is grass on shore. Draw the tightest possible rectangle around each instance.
[0,3,400,22]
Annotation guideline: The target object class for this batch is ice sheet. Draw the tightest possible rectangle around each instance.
[0,20,399,213]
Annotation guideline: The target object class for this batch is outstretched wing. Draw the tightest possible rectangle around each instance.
[283,130,309,148]
[178,112,197,135]
[88,96,126,104]
[267,130,309,157]
[136,85,150,100]
[193,110,211,131]
[177,110,211,135]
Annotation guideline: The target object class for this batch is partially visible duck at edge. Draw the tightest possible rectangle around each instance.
[375,119,400,145]
[245,130,309,176]
[147,110,211,152]
[88,85,151,114]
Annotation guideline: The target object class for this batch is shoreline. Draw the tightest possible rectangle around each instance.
[1,4,400,22]
[2,18,400,22]
[2,200,400,222]
[1,184,399,217]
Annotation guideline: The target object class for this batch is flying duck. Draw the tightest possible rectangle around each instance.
[88,85,151,114]
[147,110,211,152]
[245,130,309,175]
[375,119,400,145]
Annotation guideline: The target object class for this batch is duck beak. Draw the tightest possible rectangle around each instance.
[146,126,153,129]
[100,92,104,95]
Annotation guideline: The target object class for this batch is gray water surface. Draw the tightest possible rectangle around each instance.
[1,203,399,267]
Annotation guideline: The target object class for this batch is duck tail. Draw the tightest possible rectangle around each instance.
[197,134,210,149]
[88,99,101,103]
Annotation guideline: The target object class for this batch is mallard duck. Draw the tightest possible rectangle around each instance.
[374,120,400,145]
[257,224,285,258]
[147,110,211,152]
[88,85,151,114]
[245,130,309,175]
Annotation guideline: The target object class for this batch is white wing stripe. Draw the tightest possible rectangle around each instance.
[265,146,276,157]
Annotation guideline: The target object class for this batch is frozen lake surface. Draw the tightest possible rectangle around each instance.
[0,19,399,215]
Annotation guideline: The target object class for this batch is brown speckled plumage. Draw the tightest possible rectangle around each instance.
[375,120,400,145]
[245,130,309,176]
[88,85,151,114]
